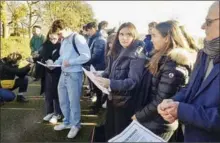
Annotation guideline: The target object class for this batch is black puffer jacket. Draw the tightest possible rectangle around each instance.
[0,59,31,81]
[135,48,197,135]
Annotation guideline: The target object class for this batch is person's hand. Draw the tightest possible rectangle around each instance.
[131,115,137,120]
[26,57,34,63]
[166,102,179,120]
[45,59,54,65]
[63,60,70,67]
[157,100,179,123]
[45,59,55,70]
[95,76,110,88]
[159,99,174,110]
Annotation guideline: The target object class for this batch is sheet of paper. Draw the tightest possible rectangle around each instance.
[108,120,166,142]
[37,61,61,67]
[82,67,109,95]
[90,64,96,72]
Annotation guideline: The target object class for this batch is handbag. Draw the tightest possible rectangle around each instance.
[0,80,15,89]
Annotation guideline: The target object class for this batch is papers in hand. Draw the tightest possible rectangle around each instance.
[37,61,61,67]
[82,67,109,95]
[108,120,166,142]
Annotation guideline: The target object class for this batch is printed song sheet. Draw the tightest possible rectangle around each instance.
[37,61,61,67]
[108,120,166,142]
[82,67,109,95]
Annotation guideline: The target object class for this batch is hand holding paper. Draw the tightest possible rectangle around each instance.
[95,76,110,88]
[63,60,70,67]
[37,60,61,70]
[82,68,109,95]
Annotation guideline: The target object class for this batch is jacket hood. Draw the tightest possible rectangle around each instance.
[168,48,197,67]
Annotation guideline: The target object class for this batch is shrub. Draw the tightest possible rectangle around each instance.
[1,36,31,67]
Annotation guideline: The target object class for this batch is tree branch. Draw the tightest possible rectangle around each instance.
[30,15,40,27]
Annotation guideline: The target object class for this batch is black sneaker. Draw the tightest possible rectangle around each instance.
[16,95,29,103]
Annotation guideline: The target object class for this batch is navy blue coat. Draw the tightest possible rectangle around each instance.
[143,34,154,56]
[106,40,146,108]
[173,51,220,142]
[85,32,106,70]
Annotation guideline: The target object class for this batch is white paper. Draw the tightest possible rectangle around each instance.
[37,61,61,67]
[82,67,109,95]
[90,65,96,72]
[108,120,166,142]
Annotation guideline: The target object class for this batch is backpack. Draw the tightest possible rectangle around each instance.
[72,34,80,56]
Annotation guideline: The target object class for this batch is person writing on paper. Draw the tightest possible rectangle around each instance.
[131,20,197,141]
[35,29,63,124]
[157,1,220,142]
[95,22,146,141]
[48,19,91,139]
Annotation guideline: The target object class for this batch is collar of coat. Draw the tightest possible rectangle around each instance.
[167,47,197,68]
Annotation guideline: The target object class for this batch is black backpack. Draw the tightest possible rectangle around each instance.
[72,34,80,56]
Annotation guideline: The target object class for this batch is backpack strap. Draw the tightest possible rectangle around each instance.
[72,34,80,56]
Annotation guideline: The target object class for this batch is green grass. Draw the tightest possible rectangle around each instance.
[0,79,105,142]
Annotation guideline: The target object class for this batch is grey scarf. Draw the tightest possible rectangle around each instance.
[203,37,220,59]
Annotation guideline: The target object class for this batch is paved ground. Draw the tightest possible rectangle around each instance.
[0,79,105,143]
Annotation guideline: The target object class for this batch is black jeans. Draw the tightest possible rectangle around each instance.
[44,71,62,115]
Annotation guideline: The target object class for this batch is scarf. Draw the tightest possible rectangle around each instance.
[203,37,220,59]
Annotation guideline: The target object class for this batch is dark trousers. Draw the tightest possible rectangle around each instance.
[44,71,62,115]
[11,77,28,93]
[105,99,133,141]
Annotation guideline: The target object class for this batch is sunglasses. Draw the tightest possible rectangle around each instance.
[205,18,220,26]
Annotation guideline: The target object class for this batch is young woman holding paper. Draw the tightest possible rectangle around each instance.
[95,22,146,141]
[36,29,63,124]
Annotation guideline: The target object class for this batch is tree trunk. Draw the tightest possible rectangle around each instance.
[28,3,32,39]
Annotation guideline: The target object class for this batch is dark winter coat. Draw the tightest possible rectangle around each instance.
[134,48,196,137]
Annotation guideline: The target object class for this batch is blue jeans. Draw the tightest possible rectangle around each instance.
[58,72,83,128]
[0,89,16,102]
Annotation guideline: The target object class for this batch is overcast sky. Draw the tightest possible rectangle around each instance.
[86,1,214,38]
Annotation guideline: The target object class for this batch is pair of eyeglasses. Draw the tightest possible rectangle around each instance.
[205,18,220,26]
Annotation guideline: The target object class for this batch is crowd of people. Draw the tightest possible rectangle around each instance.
[0,1,219,142]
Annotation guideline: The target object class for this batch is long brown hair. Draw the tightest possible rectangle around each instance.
[105,33,116,57]
[111,22,139,59]
[148,21,191,75]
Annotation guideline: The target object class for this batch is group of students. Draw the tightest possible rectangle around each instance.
[0,1,219,142]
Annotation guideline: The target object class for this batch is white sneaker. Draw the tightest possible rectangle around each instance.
[91,95,97,103]
[102,101,107,108]
[49,114,62,124]
[43,113,54,121]
[67,126,79,138]
[54,123,71,131]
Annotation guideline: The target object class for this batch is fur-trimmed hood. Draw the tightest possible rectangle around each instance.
[168,48,197,67]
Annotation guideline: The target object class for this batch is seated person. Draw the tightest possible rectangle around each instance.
[0,52,31,102]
